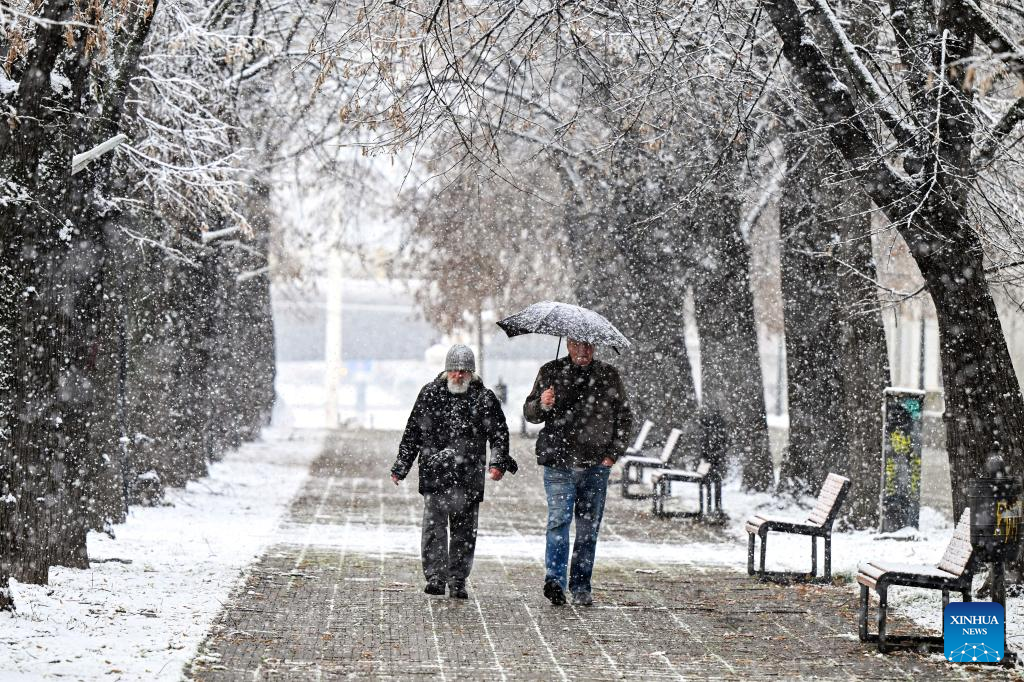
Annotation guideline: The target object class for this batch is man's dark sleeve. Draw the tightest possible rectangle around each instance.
[392,387,426,479]
[523,366,550,424]
[484,389,517,474]
[609,369,633,462]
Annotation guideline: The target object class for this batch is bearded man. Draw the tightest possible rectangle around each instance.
[391,344,517,599]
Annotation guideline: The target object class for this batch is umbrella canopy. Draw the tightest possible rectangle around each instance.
[496,301,631,353]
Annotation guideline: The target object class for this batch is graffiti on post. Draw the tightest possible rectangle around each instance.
[880,388,925,532]
[996,499,1022,545]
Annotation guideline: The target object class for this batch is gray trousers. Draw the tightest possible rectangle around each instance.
[422,488,479,585]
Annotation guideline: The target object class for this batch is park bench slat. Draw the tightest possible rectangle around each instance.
[816,485,843,500]
[814,499,839,513]
[744,516,770,534]
[748,514,820,532]
[625,456,667,466]
[820,480,845,494]
[856,563,887,588]
[815,490,842,505]
[857,574,878,589]
[857,563,887,580]
[812,495,840,512]
[625,420,654,456]
[938,549,973,575]
[812,492,839,506]
[654,471,701,482]
[654,465,710,481]
[859,561,960,580]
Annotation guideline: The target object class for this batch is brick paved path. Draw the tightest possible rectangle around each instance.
[189,431,1014,680]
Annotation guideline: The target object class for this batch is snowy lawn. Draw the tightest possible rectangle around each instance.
[0,427,324,681]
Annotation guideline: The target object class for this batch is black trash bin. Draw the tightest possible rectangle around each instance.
[967,454,1023,611]
[968,455,1023,564]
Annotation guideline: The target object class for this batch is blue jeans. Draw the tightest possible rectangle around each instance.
[543,464,611,595]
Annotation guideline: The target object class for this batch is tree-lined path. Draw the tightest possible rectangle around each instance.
[188,432,1004,680]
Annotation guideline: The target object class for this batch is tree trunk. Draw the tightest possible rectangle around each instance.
[918,242,1024,515]
[691,192,775,491]
[0,0,78,610]
[777,134,847,495]
[182,251,217,476]
[0,0,165,594]
[834,189,889,529]
[86,219,135,523]
[762,0,1024,531]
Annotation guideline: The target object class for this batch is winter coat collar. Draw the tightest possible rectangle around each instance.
[547,355,609,374]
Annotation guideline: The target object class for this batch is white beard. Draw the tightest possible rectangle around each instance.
[447,378,469,394]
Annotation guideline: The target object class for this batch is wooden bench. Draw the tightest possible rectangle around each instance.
[745,473,850,582]
[857,509,974,653]
[619,426,681,500]
[651,459,719,519]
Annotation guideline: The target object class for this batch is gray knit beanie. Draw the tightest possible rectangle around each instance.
[445,344,476,372]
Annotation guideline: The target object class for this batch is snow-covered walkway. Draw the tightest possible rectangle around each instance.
[187,430,1012,680]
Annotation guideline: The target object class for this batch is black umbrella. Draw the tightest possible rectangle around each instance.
[496,301,631,356]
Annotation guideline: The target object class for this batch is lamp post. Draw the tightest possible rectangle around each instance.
[325,249,343,427]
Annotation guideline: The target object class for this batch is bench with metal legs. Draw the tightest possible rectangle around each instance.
[745,473,850,583]
[620,426,680,500]
[651,460,719,519]
[857,509,974,653]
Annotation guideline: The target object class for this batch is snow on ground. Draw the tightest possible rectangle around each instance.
[282,470,1022,654]
[0,427,324,681]
[2,425,1019,677]
[634,476,1023,653]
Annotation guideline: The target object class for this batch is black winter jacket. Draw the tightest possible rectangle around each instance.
[524,357,633,469]
[392,374,516,503]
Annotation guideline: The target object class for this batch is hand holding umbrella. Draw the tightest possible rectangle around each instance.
[541,385,556,410]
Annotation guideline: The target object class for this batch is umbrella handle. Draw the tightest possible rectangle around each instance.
[555,336,561,360]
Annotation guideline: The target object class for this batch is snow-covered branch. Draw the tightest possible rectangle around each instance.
[810,0,918,147]
[71,135,129,176]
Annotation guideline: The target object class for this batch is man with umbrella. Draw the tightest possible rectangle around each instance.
[520,322,633,607]
[391,344,517,599]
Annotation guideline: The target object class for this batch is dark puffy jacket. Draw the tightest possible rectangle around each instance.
[392,373,516,503]
[524,357,633,469]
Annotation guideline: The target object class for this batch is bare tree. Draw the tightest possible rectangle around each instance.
[395,154,572,366]
[0,0,356,610]
[316,1,777,483]
[760,0,1024,522]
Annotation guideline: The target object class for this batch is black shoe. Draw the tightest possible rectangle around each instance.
[571,591,593,607]
[424,579,446,596]
[543,579,566,606]
[449,582,468,600]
